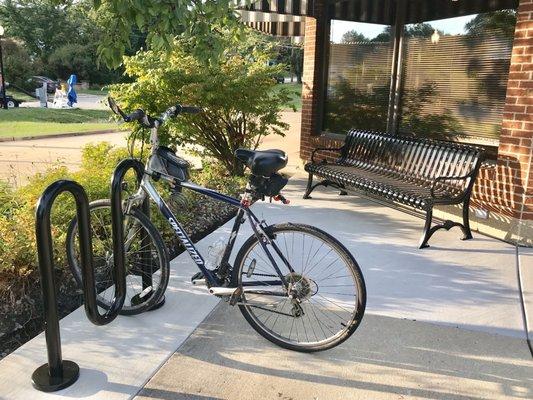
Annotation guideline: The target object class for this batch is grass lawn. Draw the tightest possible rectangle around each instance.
[273,83,302,110]
[0,108,116,138]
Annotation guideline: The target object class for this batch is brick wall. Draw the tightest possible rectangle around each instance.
[300,0,346,163]
[478,0,533,222]
[299,0,533,224]
[300,0,325,162]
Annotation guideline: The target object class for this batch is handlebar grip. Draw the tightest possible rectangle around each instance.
[179,106,203,114]
[124,109,145,122]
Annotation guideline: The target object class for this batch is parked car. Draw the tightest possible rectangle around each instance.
[27,76,60,94]
[0,95,21,108]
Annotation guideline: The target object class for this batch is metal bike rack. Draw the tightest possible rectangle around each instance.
[32,180,126,392]
[32,159,165,392]
[111,158,164,309]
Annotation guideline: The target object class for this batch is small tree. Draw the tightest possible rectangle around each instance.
[465,10,517,39]
[109,29,292,176]
[2,38,32,87]
[341,30,368,43]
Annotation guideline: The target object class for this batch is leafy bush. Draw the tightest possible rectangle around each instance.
[109,27,292,175]
[0,143,245,298]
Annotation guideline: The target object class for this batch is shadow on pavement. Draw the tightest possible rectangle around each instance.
[137,304,532,400]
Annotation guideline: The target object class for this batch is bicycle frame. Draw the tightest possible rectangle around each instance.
[136,172,294,289]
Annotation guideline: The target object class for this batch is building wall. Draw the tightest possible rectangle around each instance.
[299,0,533,244]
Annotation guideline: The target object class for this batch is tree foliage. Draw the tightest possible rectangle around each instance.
[325,80,460,141]
[465,10,517,39]
[1,39,33,87]
[341,30,368,43]
[109,28,292,175]
[77,0,241,67]
[370,23,439,43]
[0,0,128,83]
[290,47,303,83]
[270,38,303,83]
[0,0,75,63]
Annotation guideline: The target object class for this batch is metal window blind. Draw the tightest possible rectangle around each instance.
[399,31,513,145]
[324,41,393,133]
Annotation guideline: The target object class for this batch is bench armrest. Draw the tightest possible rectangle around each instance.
[430,173,473,200]
[311,146,344,164]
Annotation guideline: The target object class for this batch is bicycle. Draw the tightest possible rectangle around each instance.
[66,97,366,352]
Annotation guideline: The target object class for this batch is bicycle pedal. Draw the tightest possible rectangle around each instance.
[190,271,204,283]
[229,286,243,306]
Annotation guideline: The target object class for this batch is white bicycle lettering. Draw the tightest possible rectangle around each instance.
[168,217,203,264]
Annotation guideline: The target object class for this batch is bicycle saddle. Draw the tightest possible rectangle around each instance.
[235,148,288,176]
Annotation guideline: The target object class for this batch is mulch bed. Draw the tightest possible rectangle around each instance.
[0,196,238,359]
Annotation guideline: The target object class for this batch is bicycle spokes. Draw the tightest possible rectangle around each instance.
[236,225,364,350]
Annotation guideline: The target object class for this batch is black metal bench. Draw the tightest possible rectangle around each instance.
[303,130,484,248]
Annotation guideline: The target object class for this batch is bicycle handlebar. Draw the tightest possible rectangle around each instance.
[123,109,145,123]
[108,96,202,128]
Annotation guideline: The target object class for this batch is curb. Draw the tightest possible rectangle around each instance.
[0,129,123,143]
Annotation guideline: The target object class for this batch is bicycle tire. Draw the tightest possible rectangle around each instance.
[232,223,366,352]
[66,199,169,315]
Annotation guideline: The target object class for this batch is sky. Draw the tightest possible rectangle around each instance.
[330,15,476,43]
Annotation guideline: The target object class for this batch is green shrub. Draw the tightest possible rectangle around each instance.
[109,27,292,176]
[0,143,245,296]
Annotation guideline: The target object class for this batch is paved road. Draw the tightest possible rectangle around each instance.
[0,111,301,186]
[23,93,108,110]
[0,131,126,185]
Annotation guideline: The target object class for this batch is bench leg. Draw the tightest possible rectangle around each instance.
[339,185,348,196]
[303,173,314,199]
[419,209,433,249]
[304,175,345,199]
[419,206,473,249]
[461,198,473,240]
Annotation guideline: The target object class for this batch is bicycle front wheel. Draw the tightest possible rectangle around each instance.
[66,199,169,315]
[232,223,366,352]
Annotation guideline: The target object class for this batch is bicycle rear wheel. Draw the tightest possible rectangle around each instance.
[232,223,366,352]
[66,199,169,315]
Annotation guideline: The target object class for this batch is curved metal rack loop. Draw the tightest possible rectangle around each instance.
[110,158,156,307]
[32,180,126,392]
[33,159,160,392]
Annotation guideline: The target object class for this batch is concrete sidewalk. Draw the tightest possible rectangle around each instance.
[135,175,532,400]
[137,305,532,400]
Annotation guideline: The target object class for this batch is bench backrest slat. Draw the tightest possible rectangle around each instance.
[340,130,484,192]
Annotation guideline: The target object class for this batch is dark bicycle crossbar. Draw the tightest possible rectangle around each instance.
[304,130,484,248]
